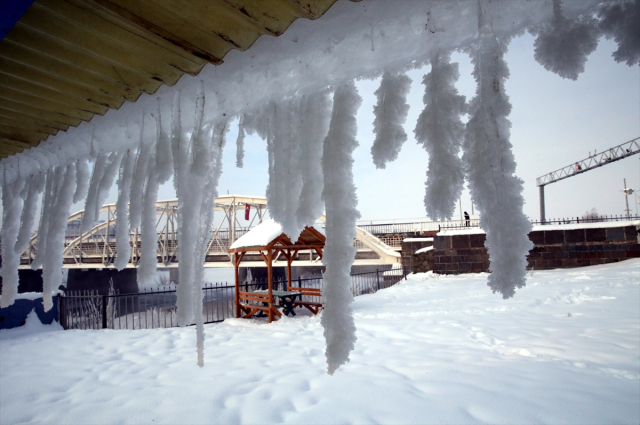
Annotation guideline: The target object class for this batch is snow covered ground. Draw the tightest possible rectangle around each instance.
[1,259,638,424]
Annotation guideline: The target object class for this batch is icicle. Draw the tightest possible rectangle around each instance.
[0,175,26,308]
[15,173,45,253]
[532,0,599,80]
[41,164,77,311]
[73,159,90,204]
[296,91,332,229]
[155,98,174,185]
[176,86,207,328]
[95,152,123,218]
[114,150,136,271]
[370,71,412,169]
[31,169,56,271]
[414,51,467,221]
[321,81,362,375]
[462,1,533,299]
[598,0,640,66]
[267,97,306,241]
[129,116,151,230]
[193,120,227,367]
[81,154,108,233]
[236,115,245,168]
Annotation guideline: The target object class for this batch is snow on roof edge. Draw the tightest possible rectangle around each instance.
[437,220,640,236]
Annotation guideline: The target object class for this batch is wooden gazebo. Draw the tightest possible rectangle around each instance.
[228,219,326,322]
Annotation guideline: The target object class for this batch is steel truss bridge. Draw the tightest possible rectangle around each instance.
[15,195,407,270]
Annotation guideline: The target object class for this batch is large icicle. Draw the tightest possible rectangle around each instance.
[266,97,306,241]
[173,84,228,366]
[296,91,332,229]
[138,105,173,287]
[129,118,152,230]
[31,169,56,271]
[414,51,467,221]
[236,115,245,168]
[15,173,45,253]
[41,164,77,311]
[370,71,412,169]
[73,159,90,204]
[114,150,136,271]
[193,119,227,367]
[462,1,533,299]
[321,81,362,375]
[532,0,600,80]
[0,175,25,308]
[81,154,108,233]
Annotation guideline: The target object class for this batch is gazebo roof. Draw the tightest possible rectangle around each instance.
[229,219,325,251]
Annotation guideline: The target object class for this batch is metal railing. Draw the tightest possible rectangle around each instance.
[58,267,408,330]
[531,214,640,226]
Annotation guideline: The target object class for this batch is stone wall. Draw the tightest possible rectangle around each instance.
[401,238,434,273]
[433,224,640,275]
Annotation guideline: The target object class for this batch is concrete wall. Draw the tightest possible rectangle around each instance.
[433,225,640,275]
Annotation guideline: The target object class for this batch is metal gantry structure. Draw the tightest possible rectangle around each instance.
[536,137,640,221]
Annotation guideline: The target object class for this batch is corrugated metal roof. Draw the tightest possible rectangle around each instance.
[0,0,347,159]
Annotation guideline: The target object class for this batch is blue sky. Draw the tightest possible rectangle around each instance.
[112,32,639,224]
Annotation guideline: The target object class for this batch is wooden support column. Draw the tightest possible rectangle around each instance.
[286,250,293,291]
[234,252,240,318]
[267,248,273,323]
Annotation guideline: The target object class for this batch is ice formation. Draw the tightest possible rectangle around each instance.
[15,173,44,253]
[296,91,332,230]
[235,115,245,168]
[532,0,600,80]
[321,81,362,375]
[462,1,533,299]
[370,71,412,169]
[0,175,25,308]
[39,165,77,311]
[598,0,640,66]
[171,85,228,366]
[415,51,467,221]
[113,149,136,271]
[0,0,634,365]
[265,93,332,241]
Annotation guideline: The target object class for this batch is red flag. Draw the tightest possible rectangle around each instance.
[244,204,250,220]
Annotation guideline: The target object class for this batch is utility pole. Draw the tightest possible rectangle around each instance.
[623,178,634,219]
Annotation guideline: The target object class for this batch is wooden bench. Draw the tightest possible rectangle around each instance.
[287,286,323,315]
[238,291,282,319]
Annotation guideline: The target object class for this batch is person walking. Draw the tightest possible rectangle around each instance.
[464,211,470,227]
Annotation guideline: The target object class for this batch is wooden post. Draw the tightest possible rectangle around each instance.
[234,252,240,318]
[286,251,293,291]
[267,248,273,322]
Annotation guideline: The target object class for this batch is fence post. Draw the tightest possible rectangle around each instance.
[376,269,380,291]
[102,295,107,329]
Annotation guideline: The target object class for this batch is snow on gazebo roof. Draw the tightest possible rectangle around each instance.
[229,219,325,251]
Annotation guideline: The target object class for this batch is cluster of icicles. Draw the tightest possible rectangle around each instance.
[1,0,637,374]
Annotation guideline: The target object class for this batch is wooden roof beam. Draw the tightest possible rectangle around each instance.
[0,73,109,116]
[0,115,59,136]
[0,108,70,132]
[0,67,124,112]
[81,0,223,66]
[5,24,166,94]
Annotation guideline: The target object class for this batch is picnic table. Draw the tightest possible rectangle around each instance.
[254,290,303,317]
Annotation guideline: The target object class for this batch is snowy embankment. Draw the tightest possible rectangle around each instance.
[1,260,639,424]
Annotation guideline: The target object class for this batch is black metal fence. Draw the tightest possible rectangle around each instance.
[59,268,408,330]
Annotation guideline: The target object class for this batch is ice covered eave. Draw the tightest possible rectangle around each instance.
[0,0,606,180]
